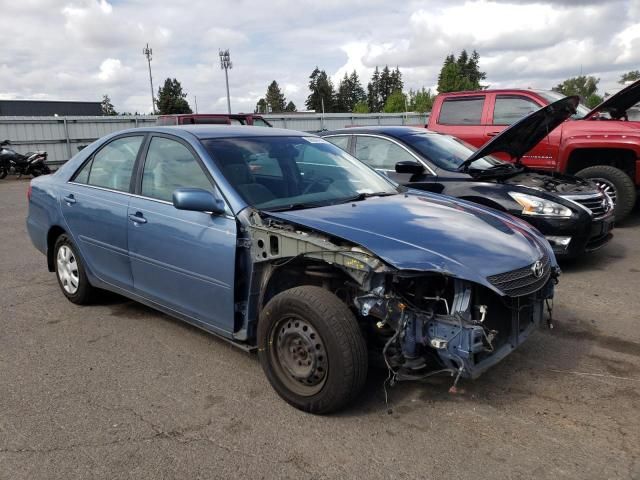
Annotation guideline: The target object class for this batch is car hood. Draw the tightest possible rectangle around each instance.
[266,192,553,294]
[464,96,579,164]
[584,78,640,120]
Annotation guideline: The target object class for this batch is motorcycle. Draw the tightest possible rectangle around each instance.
[0,140,51,179]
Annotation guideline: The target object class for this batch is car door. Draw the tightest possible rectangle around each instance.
[127,134,237,334]
[488,94,558,169]
[435,95,488,148]
[352,134,436,185]
[61,134,144,289]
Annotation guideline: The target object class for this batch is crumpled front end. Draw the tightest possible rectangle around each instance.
[356,257,558,385]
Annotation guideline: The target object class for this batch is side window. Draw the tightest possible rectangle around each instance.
[354,136,416,170]
[493,96,541,125]
[74,136,143,192]
[141,137,213,202]
[252,118,270,127]
[438,97,485,125]
[324,135,350,152]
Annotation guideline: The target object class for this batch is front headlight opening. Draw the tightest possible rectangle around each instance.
[508,192,572,217]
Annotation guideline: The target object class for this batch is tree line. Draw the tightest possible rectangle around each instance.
[101,56,640,115]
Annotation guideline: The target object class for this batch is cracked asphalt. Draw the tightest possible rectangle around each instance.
[1,177,639,479]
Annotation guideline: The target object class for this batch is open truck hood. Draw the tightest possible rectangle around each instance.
[266,192,553,293]
[583,78,640,120]
[463,96,579,165]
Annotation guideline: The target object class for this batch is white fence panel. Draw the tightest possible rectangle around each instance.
[0,112,429,166]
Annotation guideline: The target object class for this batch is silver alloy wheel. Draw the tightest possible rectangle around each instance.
[56,245,79,294]
[591,178,618,206]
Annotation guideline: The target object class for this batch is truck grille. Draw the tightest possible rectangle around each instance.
[564,192,611,220]
[487,252,551,297]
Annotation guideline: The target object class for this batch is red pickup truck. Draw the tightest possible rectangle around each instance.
[427,81,640,220]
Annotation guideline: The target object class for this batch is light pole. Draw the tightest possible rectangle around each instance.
[143,43,156,114]
[219,49,232,114]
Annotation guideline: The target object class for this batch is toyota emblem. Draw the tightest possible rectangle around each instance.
[531,260,544,279]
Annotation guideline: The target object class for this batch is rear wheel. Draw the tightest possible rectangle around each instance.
[0,168,6,179]
[576,165,636,221]
[258,286,368,414]
[54,234,95,305]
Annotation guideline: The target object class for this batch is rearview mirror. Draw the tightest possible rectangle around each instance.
[172,188,226,215]
[395,161,425,175]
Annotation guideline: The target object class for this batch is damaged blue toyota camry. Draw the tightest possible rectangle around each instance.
[26,125,558,413]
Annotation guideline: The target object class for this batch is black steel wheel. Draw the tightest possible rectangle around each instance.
[258,286,368,414]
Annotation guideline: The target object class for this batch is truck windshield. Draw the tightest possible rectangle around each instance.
[203,136,399,211]
[535,90,591,119]
[402,133,504,171]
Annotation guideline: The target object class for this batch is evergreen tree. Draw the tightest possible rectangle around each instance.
[335,73,351,112]
[306,67,335,112]
[390,67,404,95]
[284,101,297,112]
[255,98,267,113]
[367,66,381,112]
[437,50,485,93]
[349,71,367,107]
[265,80,287,112]
[156,78,192,114]
[101,94,117,115]
[379,66,392,106]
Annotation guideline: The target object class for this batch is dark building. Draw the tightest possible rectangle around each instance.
[0,100,102,116]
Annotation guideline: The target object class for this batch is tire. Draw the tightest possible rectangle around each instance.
[54,234,95,305]
[258,286,368,414]
[0,168,6,179]
[576,165,637,221]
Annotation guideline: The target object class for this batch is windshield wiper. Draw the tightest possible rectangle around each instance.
[263,201,328,212]
[341,191,398,202]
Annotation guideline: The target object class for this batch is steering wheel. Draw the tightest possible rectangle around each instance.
[302,176,334,195]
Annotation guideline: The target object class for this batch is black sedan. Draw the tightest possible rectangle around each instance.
[321,97,614,259]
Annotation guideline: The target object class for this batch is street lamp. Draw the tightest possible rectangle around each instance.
[219,49,232,114]
[143,43,156,114]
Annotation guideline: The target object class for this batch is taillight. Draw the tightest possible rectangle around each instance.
[27,182,32,202]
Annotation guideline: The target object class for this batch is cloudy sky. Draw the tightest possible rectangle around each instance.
[1,0,639,114]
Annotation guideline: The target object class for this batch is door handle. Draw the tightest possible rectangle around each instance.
[128,213,147,224]
[63,194,76,205]
[487,131,501,137]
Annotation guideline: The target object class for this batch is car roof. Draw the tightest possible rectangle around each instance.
[121,125,310,139]
[322,126,436,137]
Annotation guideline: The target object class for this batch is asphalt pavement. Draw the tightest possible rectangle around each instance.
[1,177,639,479]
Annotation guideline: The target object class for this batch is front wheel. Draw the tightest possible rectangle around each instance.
[0,168,7,179]
[576,165,637,221]
[258,286,368,414]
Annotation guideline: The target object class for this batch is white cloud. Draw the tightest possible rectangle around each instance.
[1,0,638,113]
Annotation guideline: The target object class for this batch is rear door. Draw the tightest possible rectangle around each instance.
[432,95,488,148]
[127,134,237,334]
[352,134,436,185]
[61,134,144,289]
[488,94,557,169]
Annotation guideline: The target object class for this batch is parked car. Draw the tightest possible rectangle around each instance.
[156,113,272,127]
[427,79,640,220]
[27,125,558,413]
[321,97,614,259]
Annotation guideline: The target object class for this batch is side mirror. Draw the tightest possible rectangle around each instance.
[395,161,425,175]
[172,188,226,215]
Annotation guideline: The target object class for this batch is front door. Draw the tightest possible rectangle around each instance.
[127,135,237,334]
[60,134,144,289]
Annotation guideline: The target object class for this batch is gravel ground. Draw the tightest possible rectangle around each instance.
[1,177,639,479]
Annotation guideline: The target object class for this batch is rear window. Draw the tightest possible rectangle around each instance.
[438,97,484,125]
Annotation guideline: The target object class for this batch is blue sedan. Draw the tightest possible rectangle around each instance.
[27,125,558,413]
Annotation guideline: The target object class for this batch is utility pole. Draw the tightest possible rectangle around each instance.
[219,49,232,114]
[143,43,156,114]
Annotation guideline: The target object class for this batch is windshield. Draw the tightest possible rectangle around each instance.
[535,90,591,119]
[203,136,399,210]
[401,133,504,171]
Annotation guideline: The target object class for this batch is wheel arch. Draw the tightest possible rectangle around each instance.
[46,225,67,272]
[565,148,636,179]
